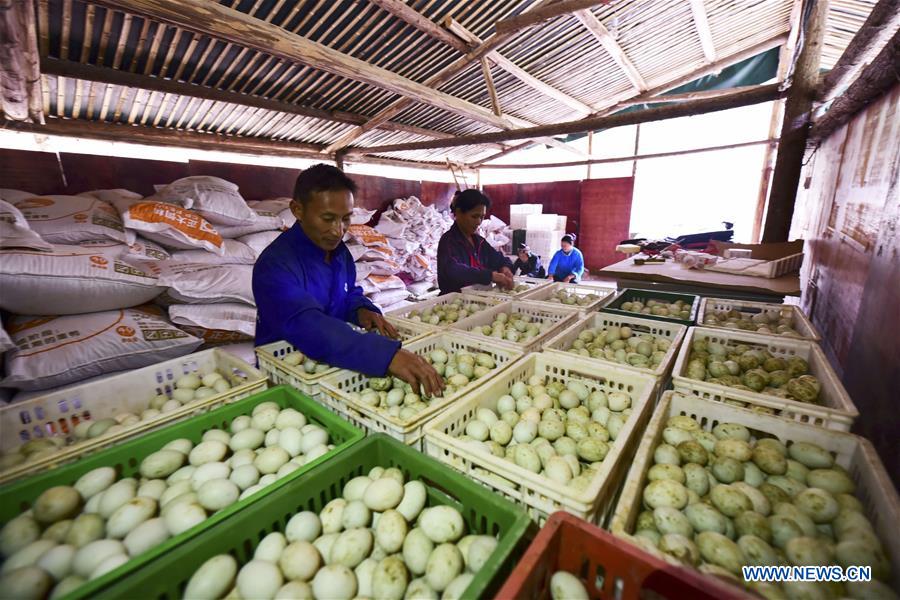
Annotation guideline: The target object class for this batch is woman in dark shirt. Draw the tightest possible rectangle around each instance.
[437,189,514,294]
[512,243,545,278]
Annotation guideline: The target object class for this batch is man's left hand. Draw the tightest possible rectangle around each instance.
[358,308,399,339]
[501,266,514,279]
[564,275,575,283]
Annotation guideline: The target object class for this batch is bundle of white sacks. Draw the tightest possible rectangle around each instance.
[0,178,290,401]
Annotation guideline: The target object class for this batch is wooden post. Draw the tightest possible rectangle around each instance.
[586,131,593,179]
[632,124,640,178]
[480,58,502,117]
[0,0,43,123]
[761,0,829,243]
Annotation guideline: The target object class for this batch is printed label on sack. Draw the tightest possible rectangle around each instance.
[127,202,224,248]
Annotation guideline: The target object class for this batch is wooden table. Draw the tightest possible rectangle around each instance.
[599,257,801,302]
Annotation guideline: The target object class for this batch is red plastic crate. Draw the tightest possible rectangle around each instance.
[495,512,748,600]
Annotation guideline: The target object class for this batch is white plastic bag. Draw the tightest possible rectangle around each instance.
[0,189,36,203]
[169,303,257,341]
[122,201,226,255]
[214,209,283,238]
[170,239,256,264]
[0,200,53,251]
[0,244,162,315]
[153,176,256,226]
[153,262,255,305]
[79,238,171,261]
[2,306,202,391]
[238,230,281,256]
[12,195,132,244]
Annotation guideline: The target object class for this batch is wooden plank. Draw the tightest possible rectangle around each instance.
[89,0,512,130]
[494,0,613,34]
[817,0,900,102]
[688,0,717,63]
[762,0,829,242]
[342,83,783,155]
[574,9,647,92]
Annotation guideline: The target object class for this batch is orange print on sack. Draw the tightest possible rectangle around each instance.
[74,213,87,222]
[128,202,223,247]
[90,255,109,267]
[116,325,136,337]
[13,197,54,210]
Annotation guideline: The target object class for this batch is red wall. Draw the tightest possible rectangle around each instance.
[0,148,454,210]
[579,178,635,270]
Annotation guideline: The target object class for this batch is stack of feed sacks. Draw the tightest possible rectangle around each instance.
[372,197,453,303]
[0,189,200,400]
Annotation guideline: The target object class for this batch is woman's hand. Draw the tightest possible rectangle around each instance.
[492,271,514,290]
[563,274,575,283]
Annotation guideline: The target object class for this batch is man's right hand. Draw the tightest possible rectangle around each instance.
[492,271,514,290]
[388,349,445,397]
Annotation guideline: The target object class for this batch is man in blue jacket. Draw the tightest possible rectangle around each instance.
[253,164,443,396]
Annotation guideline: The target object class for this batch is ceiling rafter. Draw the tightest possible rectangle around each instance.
[689,0,718,63]
[573,9,648,92]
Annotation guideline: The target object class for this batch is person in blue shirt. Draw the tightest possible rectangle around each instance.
[253,164,443,396]
[437,189,515,294]
[512,243,545,278]
[546,234,585,283]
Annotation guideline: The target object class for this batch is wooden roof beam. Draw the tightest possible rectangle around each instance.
[367,0,470,54]
[574,9,647,92]
[688,0,718,63]
[495,0,613,35]
[87,0,513,131]
[344,83,783,155]
[39,58,505,149]
[323,0,561,154]
[811,27,900,141]
[816,0,900,103]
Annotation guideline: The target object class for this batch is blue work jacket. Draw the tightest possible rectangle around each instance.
[252,224,401,376]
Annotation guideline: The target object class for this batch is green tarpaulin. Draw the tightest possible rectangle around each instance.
[561,47,781,143]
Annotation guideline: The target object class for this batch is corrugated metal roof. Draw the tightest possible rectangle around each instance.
[29,0,877,166]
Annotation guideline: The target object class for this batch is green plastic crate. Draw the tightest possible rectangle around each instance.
[601,288,700,326]
[0,385,363,600]
[94,434,534,600]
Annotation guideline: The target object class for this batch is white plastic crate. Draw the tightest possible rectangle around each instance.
[462,276,552,300]
[543,312,687,381]
[672,327,857,430]
[0,349,266,484]
[318,332,523,447]
[383,292,501,331]
[609,391,900,591]
[519,282,616,314]
[255,322,430,399]
[697,297,820,342]
[449,300,580,353]
[423,352,658,524]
